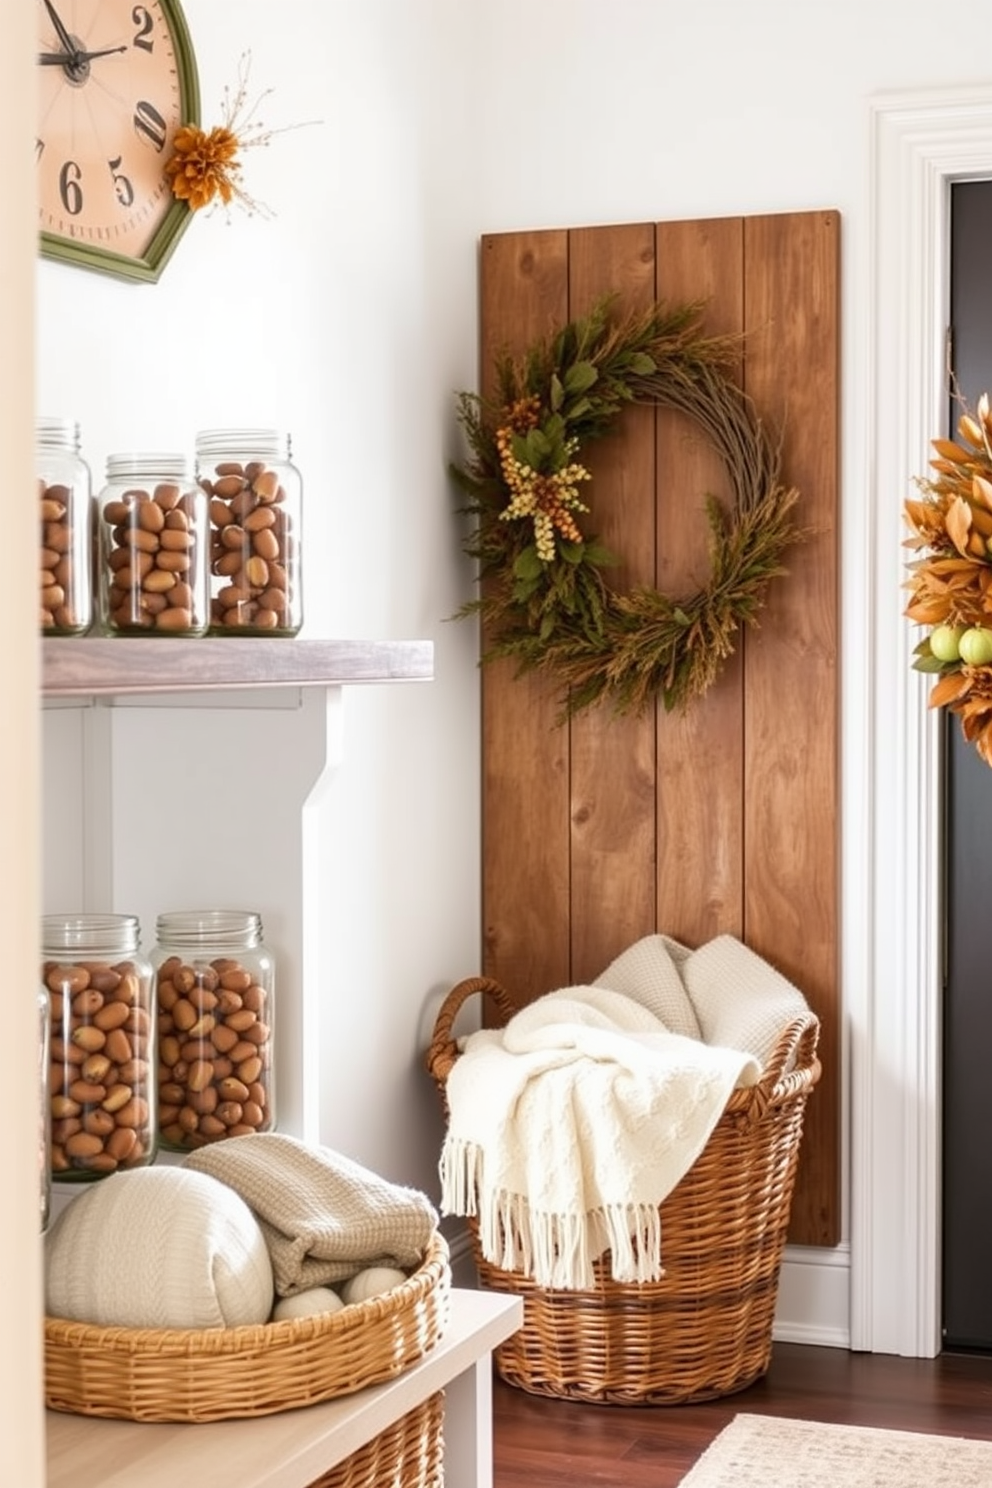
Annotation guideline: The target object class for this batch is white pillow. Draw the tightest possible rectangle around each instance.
[45,1166,274,1329]
[594,934,702,1039]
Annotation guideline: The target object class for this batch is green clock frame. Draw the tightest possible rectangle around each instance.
[38,0,201,284]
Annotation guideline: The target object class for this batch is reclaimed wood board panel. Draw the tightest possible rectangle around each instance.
[476,212,840,1246]
[741,210,840,1246]
[655,216,747,948]
[568,222,659,984]
[480,232,572,1003]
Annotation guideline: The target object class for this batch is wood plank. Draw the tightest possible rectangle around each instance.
[654,216,747,947]
[493,1346,992,1488]
[479,232,573,1003]
[567,223,658,983]
[742,210,840,1245]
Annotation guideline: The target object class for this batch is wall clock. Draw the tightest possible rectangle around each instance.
[37,0,200,283]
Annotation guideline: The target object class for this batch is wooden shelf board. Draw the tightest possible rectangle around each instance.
[42,637,434,697]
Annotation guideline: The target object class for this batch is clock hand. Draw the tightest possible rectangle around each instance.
[41,0,78,59]
[38,44,128,64]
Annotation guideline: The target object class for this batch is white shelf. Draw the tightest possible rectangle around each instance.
[46,1289,522,1488]
[42,636,434,698]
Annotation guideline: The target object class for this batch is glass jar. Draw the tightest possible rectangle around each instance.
[38,986,51,1229]
[42,913,156,1182]
[152,910,276,1151]
[37,416,92,635]
[96,454,208,635]
[195,429,303,635]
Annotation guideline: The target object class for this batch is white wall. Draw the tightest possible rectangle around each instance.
[31,0,992,1360]
[1,7,41,1486]
[37,0,486,1205]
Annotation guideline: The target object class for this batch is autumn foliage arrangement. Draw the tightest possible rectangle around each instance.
[451,296,802,720]
[905,392,992,766]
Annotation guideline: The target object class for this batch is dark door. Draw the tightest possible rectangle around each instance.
[942,178,992,1350]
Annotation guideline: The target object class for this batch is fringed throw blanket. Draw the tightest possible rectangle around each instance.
[440,984,761,1289]
[439,934,809,1290]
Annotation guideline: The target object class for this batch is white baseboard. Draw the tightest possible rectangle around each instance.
[445,1226,852,1350]
[773,1243,851,1348]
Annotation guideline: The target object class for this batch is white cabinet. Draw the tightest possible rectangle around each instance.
[42,635,433,1151]
[40,636,517,1488]
[41,635,521,1488]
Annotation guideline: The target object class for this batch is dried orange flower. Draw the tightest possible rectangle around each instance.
[164,51,316,218]
[165,125,240,211]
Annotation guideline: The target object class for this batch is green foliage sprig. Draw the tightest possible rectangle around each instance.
[451,296,802,719]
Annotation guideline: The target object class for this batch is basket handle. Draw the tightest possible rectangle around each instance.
[747,1012,821,1120]
[424,976,519,1093]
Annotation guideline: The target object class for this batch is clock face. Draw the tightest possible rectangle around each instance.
[37,0,200,282]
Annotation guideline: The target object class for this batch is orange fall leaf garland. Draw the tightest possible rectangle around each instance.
[904,392,992,766]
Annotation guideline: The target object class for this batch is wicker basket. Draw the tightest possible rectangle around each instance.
[426,976,820,1406]
[306,1391,444,1488]
[44,1229,450,1423]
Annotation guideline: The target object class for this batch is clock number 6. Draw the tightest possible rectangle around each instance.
[58,160,83,216]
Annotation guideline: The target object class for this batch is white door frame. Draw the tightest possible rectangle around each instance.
[856,85,992,1357]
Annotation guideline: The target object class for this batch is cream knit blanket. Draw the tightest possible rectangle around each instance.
[439,984,761,1290]
[439,934,810,1290]
[185,1133,438,1296]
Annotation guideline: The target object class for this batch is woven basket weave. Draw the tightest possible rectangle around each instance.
[45,1228,450,1423]
[306,1391,444,1488]
[426,976,820,1406]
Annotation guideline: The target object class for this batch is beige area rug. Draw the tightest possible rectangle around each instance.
[679,1412,992,1487]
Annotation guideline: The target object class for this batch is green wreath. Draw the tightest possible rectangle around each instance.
[451,296,802,719]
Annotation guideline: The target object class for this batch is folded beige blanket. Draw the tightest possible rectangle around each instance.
[184,1133,438,1296]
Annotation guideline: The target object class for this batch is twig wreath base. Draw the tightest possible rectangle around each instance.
[451,296,802,720]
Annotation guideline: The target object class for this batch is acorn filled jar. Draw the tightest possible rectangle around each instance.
[42,913,156,1182]
[37,416,92,635]
[96,453,209,635]
[196,429,303,635]
[152,910,276,1151]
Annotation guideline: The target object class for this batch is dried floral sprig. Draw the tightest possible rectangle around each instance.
[165,51,314,218]
[451,296,802,720]
[904,391,992,767]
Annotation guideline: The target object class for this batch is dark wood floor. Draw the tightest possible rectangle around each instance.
[492,1343,992,1486]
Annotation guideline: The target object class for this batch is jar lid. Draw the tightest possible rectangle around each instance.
[196,429,289,461]
[106,453,189,481]
[42,913,140,954]
[155,909,263,948]
[36,417,81,451]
